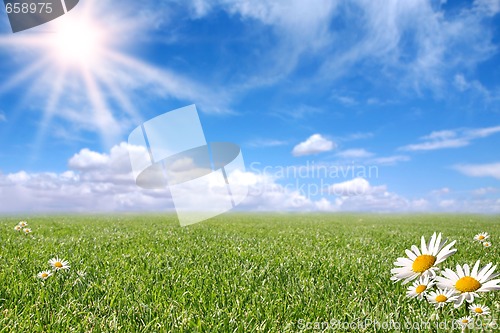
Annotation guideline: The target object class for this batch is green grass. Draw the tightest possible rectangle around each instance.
[0,214,499,332]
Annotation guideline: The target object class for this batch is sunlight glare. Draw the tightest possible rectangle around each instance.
[50,18,104,67]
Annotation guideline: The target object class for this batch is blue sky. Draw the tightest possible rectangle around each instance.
[0,0,499,213]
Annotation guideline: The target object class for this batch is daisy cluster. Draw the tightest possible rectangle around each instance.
[391,232,499,326]
[474,232,492,248]
[13,220,31,234]
[36,257,70,281]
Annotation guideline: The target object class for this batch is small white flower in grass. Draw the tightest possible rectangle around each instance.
[406,275,434,300]
[426,288,458,308]
[18,221,28,227]
[391,232,457,284]
[457,316,474,329]
[37,271,52,280]
[474,232,489,242]
[483,241,492,248]
[23,228,32,234]
[469,304,490,316]
[49,257,70,271]
[435,260,500,308]
[14,225,21,231]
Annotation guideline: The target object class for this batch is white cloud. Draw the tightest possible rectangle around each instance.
[474,0,500,16]
[323,177,427,212]
[1,144,499,214]
[431,187,451,195]
[454,162,500,180]
[369,155,410,166]
[68,148,111,170]
[0,112,6,122]
[327,177,380,196]
[472,187,498,196]
[0,143,171,213]
[336,149,374,159]
[292,134,335,157]
[400,125,500,151]
[247,139,288,148]
[439,199,456,208]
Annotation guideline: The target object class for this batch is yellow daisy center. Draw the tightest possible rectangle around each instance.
[474,308,483,314]
[412,255,436,273]
[435,295,447,303]
[415,285,427,294]
[455,276,481,293]
[41,273,48,278]
[462,319,468,323]
[478,235,485,240]
[54,262,63,268]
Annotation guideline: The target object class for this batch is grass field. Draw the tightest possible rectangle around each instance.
[0,214,499,332]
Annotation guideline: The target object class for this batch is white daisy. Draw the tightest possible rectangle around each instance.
[474,232,489,242]
[426,288,458,308]
[456,316,474,329]
[406,275,435,300]
[18,221,28,227]
[48,257,70,271]
[23,228,32,234]
[391,232,457,284]
[435,260,500,308]
[483,241,492,248]
[469,303,490,316]
[14,225,21,231]
[37,271,52,280]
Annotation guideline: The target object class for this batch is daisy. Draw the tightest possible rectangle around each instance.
[469,304,490,316]
[14,225,21,231]
[483,241,492,248]
[426,288,458,308]
[18,221,28,227]
[391,232,457,284]
[37,271,52,280]
[456,316,474,329]
[23,228,32,234]
[474,232,489,242]
[407,275,435,300]
[435,260,500,307]
[48,257,70,271]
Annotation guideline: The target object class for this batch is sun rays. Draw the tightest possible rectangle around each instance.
[0,0,149,148]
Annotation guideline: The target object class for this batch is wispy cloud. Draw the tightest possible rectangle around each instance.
[272,104,324,120]
[0,112,6,122]
[472,187,498,196]
[336,149,373,159]
[369,155,410,166]
[454,162,500,180]
[292,134,335,157]
[317,0,498,95]
[400,125,500,151]
[338,132,374,141]
[246,138,288,148]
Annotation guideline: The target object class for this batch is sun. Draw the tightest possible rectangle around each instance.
[50,17,105,67]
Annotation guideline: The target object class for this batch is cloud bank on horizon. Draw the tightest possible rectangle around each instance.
[0,0,499,213]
